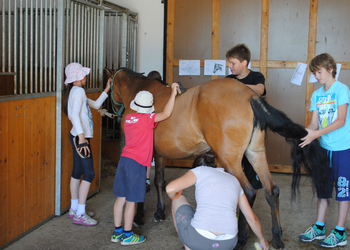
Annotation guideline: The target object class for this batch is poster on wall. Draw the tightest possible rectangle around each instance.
[204,60,226,76]
[290,62,307,86]
[179,60,200,75]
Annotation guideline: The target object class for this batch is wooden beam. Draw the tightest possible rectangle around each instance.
[305,0,318,127]
[211,0,220,80]
[173,59,306,69]
[166,0,175,84]
[260,0,269,79]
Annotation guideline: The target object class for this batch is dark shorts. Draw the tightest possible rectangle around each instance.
[243,155,262,190]
[318,148,350,201]
[113,156,146,202]
[175,205,238,250]
[70,134,95,183]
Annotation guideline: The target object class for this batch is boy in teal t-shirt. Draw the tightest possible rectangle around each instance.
[299,53,350,248]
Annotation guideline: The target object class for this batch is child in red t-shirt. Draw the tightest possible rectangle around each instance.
[111,82,179,245]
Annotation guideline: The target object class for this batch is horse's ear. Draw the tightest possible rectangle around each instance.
[104,68,113,78]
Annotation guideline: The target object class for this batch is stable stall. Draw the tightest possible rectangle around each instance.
[0,0,137,247]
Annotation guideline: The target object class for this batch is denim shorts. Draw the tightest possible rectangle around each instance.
[175,204,238,250]
[113,156,146,202]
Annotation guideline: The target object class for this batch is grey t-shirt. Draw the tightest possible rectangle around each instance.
[190,166,244,235]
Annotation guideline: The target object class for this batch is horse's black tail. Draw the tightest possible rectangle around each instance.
[250,96,329,198]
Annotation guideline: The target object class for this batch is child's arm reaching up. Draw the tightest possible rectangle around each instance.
[155,82,179,122]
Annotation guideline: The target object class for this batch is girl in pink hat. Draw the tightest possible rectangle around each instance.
[63,62,111,226]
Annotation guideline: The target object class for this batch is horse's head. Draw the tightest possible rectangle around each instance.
[105,68,127,117]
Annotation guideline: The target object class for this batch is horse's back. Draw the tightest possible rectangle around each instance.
[154,78,257,159]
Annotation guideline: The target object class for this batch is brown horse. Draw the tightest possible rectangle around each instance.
[107,68,329,250]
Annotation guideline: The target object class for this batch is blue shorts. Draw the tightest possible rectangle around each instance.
[318,148,350,201]
[113,156,146,202]
[175,205,238,250]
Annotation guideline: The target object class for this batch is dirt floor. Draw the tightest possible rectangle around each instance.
[4,157,350,250]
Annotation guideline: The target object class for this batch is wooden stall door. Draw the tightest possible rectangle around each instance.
[0,97,56,246]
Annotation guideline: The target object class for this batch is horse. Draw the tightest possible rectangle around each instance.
[106,67,329,250]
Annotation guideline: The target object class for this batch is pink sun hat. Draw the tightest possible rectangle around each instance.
[64,62,90,85]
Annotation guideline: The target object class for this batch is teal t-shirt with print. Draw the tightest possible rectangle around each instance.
[309,81,350,151]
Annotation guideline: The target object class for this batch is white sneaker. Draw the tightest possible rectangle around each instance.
[73,212,97,226]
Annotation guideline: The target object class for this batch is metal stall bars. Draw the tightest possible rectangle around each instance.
[0,0,58,98]
[65,0,104,91]
[101,1,138,141]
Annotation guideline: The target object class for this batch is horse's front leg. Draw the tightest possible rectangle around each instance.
[153,154,166,222]
[133,202,145,227]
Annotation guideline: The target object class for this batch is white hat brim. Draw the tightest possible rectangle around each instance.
[130,100,155,113]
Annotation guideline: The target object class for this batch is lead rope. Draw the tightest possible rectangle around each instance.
[109,69,125,117]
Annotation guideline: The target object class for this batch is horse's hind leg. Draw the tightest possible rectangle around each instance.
[245,128,284,249]
[153,154,166,222]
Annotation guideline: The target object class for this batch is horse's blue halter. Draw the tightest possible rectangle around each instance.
[110,69,125,116]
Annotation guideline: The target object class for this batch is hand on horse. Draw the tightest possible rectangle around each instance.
[171,82,179,96]
[299,128,319,148]
[104,78,112,93]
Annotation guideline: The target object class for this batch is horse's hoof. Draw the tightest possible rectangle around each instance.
[133,217,144,227]
[233,243,246,250]
[153,217,164,222]
[154,211,165,222]
[272,237,285,249]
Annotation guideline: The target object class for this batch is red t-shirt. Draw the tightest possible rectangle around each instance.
[121,113,158,167]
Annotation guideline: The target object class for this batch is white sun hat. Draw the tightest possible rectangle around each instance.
[64,62,90,85]
[130,90,155,113]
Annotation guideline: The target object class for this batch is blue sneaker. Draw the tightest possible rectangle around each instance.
[121,233,146,245]
[111,231,123,243]
[318,230,347,248]
[300,224,326,242]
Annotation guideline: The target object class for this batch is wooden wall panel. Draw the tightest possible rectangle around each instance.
[0,97,55,246]
[172,0,213,88]
[7,100,25,241]
[219,0,261,60]
[61,92,103,211]
[0,102,9,246]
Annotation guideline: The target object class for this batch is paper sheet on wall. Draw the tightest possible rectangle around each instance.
[204,60,226,75]
[179,60,200,75]
[290,62,307,86]
[308,63,342,82]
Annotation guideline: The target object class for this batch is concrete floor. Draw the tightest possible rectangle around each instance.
[4,159,350,250]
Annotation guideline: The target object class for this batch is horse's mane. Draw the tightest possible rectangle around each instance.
[118,67,167,85]
[118,67,147,79]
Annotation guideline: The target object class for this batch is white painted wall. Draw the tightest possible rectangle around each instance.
[108,0,165,78]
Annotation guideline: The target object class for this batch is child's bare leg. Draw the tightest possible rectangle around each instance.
[70,177,80,200]
[114,197,126,227]
[337,201,350,227]
[317,198,328,222]
[124,201,136,231]
[78,180,91,205]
